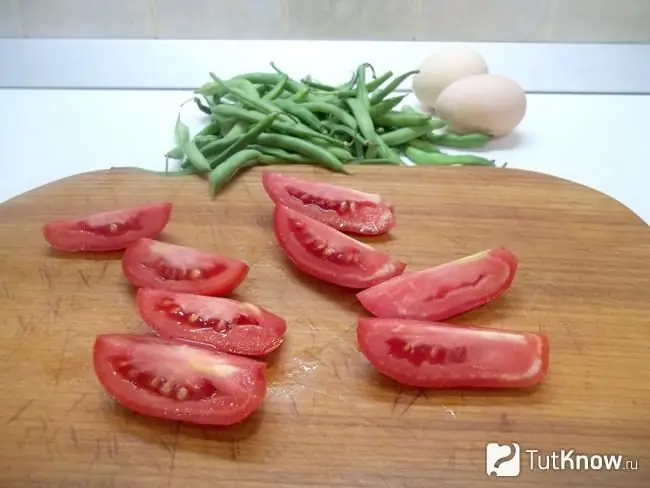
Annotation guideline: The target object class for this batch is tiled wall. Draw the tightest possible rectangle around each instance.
[1,0,649,42]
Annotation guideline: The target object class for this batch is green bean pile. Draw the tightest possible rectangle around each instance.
[164,62,498,195]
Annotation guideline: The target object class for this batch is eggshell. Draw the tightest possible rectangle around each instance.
[412,46,489,109]
[434,74,527,137]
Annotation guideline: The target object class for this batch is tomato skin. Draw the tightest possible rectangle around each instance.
[273,204,406,289]
[93,334,267,426]
[356,247,518,321]
[43,202,173,252]
[122,238,249,296]
[356,318,549,389]
[262,172,396,236]
[136,288,287,356]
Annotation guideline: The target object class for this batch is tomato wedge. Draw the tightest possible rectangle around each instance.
[43,202,173,252]
[93,334,266,426]
[357,318,549,389]
[262,172,395,236]
[122,238,249,296]
[136,288,287,356]
[356,247,518,321]
[273,204,406,289]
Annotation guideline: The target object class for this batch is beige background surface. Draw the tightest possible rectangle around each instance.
[0,0,649,43]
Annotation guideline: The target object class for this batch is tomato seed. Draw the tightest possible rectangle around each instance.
[150,378,161,388]
[160,381,173,395]
[287,187,360,216]
[176,387,189,400]
[189,269,202,280]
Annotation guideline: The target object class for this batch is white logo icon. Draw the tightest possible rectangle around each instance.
[486,442,521,477]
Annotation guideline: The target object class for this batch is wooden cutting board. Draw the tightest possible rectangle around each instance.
[0,165,648,488]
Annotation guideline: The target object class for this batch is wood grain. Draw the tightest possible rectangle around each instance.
[0,165,648,488]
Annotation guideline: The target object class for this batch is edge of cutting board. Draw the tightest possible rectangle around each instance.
[2,166,647,228]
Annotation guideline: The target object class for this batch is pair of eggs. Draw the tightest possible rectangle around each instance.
[412,47,527,137]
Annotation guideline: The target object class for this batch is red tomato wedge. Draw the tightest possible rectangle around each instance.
[273,204,406,289]
[43,202,173,252]
[122,238,249,296]
[357,318,549,389]
[136,288,287,356]
[357,247,518,321]
[262,172,395,236]
[93,334,266,426]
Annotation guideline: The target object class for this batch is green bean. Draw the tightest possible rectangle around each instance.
[347,98,401,163]
[369,70,419,105]
[257,155,304,165]
[224,119,248,139]
[193,134,219,145]
[374,112,436,128]
[226,78,261,99]
[256,133,348,173]
[172,116,212,172]
[365,142,379,159]
[322,121,361,142]
[380,123,439,147]
[215,116,237,135]
[193,96,212,115]
[408,138,441,153]
[211,104,345,147]
[209,149,262,195]
[235,72,303,93]
[249,145,308,163]
[199,135,239,158]
[429,132,491,148]
[208,74,295,124]
[345,98,379,145]
[366,70,393,92]
[262,75,289,100]
[322,145,353,161]
[290,85,311,102]
[272,99,323,132]
[355,63,371,110]
[405,146,495,166]
[369,95,407,118]
[300,101,357,129]
[345,158,403,165]
[376,139,404,163]
[195,121,222,137]
[211,112,280,168]
[301,79,337,92]
[353,138,364,158]
[183,140,212,173]
[174,115,190,147]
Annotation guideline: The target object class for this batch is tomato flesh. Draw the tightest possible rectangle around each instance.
[93,334,267,425]
[357,247,518,321]
[136,288,287,356]
[357,318,549,389]
[273,204,406,289]
[262,172,395,236]
[43,202,173,252]
[122,238,249,296]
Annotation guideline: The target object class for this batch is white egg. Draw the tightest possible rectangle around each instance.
[412,46,489,109]
[434,74,527,137]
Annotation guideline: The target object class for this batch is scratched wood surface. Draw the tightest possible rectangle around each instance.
[0,165,648,488]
